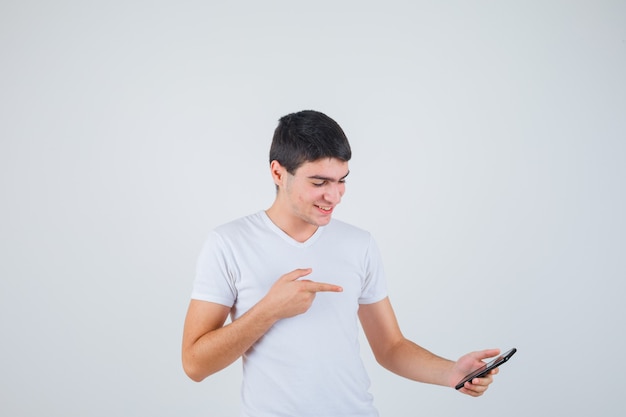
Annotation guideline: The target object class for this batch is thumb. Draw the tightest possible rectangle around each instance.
[475,348,501,361]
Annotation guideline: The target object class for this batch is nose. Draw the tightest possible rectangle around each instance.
[324,183,344,204]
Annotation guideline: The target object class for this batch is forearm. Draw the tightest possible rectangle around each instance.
[183,301,277,382]
[359,299,456,387]
[378,340,455,387]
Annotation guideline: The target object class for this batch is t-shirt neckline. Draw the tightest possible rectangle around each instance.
[259,210,325,247]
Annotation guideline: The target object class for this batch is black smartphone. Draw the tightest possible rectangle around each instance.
[454,348,517,390]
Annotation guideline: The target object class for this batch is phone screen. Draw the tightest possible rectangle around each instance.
[454,348,517,390]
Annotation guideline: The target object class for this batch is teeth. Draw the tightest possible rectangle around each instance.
[317,206,331,211]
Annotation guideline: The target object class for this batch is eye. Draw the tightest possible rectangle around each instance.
[313,181,326,187]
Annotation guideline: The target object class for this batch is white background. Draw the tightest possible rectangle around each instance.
[1,1,625,416]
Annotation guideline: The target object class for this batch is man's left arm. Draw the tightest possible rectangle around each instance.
[358,297,499,397]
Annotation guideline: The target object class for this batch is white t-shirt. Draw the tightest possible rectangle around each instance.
[192,211,388,417]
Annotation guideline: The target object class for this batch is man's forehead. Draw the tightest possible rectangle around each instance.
[295,158,350,178]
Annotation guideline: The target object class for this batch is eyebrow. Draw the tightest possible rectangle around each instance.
[307,171,350,182]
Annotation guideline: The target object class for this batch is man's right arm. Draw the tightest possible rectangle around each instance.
[181,298,277,382]
[181,268,343,382]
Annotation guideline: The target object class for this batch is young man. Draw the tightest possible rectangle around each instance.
[182,110,500,416]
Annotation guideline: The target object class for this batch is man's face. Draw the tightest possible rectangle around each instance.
[280,158,349,227]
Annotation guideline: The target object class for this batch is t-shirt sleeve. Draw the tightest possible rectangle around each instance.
[358,235,388,304]
[190,231,238,307]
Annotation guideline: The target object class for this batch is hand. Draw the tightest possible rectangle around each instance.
[261,268,343,320]
[450,349,501,397]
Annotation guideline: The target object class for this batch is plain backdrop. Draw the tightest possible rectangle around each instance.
[1,1,625,416]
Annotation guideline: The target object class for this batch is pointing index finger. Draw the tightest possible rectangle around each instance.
[304,281,343,293]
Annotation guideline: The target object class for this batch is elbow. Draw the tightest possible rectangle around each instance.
[187,373,206,383]
[370,343,392,367]
[183,365,205,383]
[371,340,403,372]
[182,353,209,382]
[182,350,225,382]
[374,353,392,370]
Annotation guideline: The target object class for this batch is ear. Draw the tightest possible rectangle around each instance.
[269,160,287,187]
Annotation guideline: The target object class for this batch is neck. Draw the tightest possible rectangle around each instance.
[265,205,319,243]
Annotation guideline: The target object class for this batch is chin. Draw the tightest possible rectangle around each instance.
[316,216,333,226]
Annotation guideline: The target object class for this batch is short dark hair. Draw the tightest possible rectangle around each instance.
[269,110,352,174]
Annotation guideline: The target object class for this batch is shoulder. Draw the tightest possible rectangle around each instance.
[202,211,267,250]
[212,211,266,235]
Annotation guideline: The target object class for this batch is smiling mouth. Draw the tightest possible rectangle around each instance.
[315,205,332,212]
